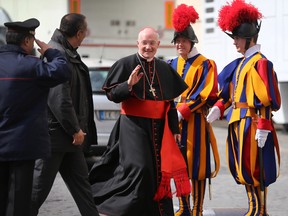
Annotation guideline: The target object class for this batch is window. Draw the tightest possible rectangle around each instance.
[206,7,214,13]
[126,20,135,27]
[206,18,214,23]
[110,20,120,26]
[206,28,214,33]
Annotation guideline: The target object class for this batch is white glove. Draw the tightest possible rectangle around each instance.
[255,129,270,148]
[207,106,221,123]
[177,110,183,122]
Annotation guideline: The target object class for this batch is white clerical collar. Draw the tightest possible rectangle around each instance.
[187,47,199,59]
[244,44,261,58]
[137,52,154,62]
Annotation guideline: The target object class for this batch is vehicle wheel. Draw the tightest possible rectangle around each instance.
[0,35,5,47]
[283,124,288,133]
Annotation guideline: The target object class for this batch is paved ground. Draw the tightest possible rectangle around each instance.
[38,121,288,216]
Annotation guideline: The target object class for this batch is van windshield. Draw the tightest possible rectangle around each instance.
[0,7,11,26]
[89,69,109,94]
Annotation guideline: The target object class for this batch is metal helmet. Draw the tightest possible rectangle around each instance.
[171,25,198,44]
[226,21,261,39]
[218,0,262,39]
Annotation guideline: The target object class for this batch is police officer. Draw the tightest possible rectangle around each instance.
[0,18,69,216]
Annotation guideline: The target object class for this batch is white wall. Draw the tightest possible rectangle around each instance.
[0,0,68,43]
[78,0,179,59]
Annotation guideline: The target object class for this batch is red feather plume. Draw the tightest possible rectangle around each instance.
[218,0,262,32]
[172,4,199,32]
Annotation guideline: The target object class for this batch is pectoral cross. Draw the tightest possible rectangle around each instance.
[149,86,156,97]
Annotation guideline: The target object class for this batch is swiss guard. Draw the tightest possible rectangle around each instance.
[169,4,220,216]
[207,0,281,215]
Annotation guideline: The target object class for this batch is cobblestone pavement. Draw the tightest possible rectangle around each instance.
[38,121,288,216]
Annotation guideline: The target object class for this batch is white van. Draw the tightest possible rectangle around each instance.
[82,58,120,168]
[0,7,12,46]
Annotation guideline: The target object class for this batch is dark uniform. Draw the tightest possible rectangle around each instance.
[0,18,69,216]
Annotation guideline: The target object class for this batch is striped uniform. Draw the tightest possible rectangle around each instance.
[170,50,220,216]
[216,51,281,215]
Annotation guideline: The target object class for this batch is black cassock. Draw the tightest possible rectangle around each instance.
[89,53,187,216]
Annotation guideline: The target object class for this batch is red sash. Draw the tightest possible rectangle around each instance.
[121,97,191,200]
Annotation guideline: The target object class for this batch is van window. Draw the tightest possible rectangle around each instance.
[0,7,11,26]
